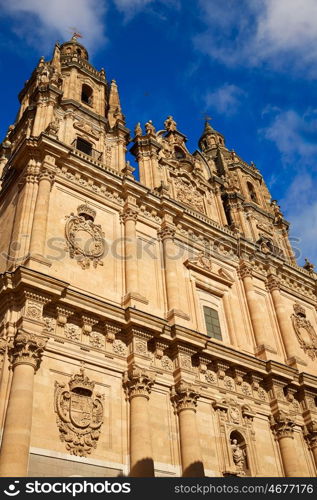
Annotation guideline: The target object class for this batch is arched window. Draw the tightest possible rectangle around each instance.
[81,84,93,106]
[247,181,258,203]
[76,137,92,156]
[77,48,82,57]
[175,146,185,159]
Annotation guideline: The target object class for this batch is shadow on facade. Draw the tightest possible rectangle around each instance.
[129,458,155,477]
[182,461,205,477]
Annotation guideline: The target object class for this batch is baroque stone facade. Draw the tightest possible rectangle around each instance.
[0,35,316,477]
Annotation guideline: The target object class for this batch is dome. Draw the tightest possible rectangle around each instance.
[60,35,89,61]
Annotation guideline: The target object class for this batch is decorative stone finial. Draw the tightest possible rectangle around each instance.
[164,115,177,132]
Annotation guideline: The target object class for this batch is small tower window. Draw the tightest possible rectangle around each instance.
[76,137,92,156]
[81,84,93,105]
[247,182,258,203]
[203,306,222,340]
[175,146,185,159]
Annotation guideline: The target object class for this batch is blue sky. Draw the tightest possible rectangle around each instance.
[0,0,317,264]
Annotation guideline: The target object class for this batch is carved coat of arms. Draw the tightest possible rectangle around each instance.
[65,203,105,269]
[54,368,104,456]
[291,303,317,360]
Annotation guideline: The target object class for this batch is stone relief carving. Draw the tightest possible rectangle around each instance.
[65,203,105,269]
[25,301,42,321]
[43,316,56,334]
[174,178,205,213]
[161,355,173,371]
[74,120,99,139]
[112,339,127,356]
[291,303,317,360]
[89,332,104,349]
[54,368,104,457]
[64,324,80,341]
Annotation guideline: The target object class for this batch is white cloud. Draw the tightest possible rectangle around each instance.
[196,0,317,77]
[204,84,245,115]
[261,109,317,165]
[261,108,317,263]
[0,0,107,53]
[281,173,317,264]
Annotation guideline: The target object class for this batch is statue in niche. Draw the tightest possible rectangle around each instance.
[231,438,246,474]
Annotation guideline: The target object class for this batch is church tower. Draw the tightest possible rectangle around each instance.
[0,37,316,478]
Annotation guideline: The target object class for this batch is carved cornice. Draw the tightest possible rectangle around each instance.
[123,365,155,400]
[8,329,48,371]
[171,381,200,413]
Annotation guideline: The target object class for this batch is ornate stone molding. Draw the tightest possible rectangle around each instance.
[123,365,155,400]
[54,368,104,457]
[8,330,48,371]
[270,411,296,440]
[171,381,200,413]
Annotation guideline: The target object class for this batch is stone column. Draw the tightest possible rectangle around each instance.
[171,381,204,477]
[271,413,299,477]
[0,330,48,477]
[28,156,56,264]
[213,187,228,226]
[121,204,147,306]
[0,338,6,380]
[239,260,267,348]
[123,365,155,477]
[159,225,188,320]
[266,273,298,362]
[305,421,317,471]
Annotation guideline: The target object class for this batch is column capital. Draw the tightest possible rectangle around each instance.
[123,365,155,400]
[266,273,281,292]
[158,225,176,241]
[305,420,317,450]
[8,330,48,371]
[120,206,139,223]
[38,166,56,184]
[239,259,253,279]
[270,411,296,440]
[171,381,200,413]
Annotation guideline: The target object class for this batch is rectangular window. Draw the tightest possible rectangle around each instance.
[203,306,222,340]
[76,137,92,156]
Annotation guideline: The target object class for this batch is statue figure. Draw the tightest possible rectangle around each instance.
[145,120,156,136]
[271,199,283,224]
[134,122,142,137]
[303,258,315,273]
[231,439,246,472]
[164,115,177,132]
